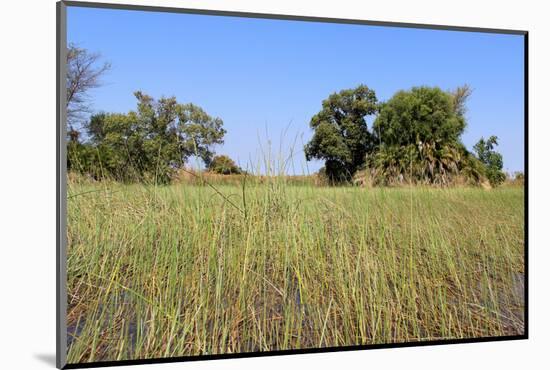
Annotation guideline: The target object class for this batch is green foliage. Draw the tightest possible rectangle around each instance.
[304,85,378,183]
[474,136,506,187]
[373,86,466,147]
[67,141,102,178]
[69,92,226,183]
[459,152,488,185]
[304,84,494,186]
[368,86,484,185]
[209,155,242,174]
[70,84,507,189]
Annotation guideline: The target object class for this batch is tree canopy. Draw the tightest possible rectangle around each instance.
[305,84,506,187]
[209,155,242,175]
[304,85,378,182]
[68,80,508,188]
[473,136,506,186]
[68,92,226,183]
[368,86,473,185]
[372,86,466,148]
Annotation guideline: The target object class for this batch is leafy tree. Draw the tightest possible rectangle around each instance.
[473,136,506,186]
[209,155,242,174]
[66,44,110,130]
[369,86,474,185]
[85,112,108,144]
[373,86,466,149]
[176,103,226,168]
[67,141,103,179]
[304,85,378,183]
[459,152,488,185]
[70,92,226,183]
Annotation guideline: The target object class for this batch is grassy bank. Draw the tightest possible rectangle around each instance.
[66,179,524,363]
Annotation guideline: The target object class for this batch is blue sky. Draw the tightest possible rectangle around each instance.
[68,6,525,174]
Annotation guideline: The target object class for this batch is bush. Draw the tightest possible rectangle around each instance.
[208,155,242,175]
[67,92,226,184]
[473,136,506,187]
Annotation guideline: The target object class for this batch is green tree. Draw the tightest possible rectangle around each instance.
[177,103,226,168]
[369,86,473,185]
[373,86,466,150]
[304,85,378,183]
[72,92,226,183]
[209,155,242,174]
[473,136,506,187]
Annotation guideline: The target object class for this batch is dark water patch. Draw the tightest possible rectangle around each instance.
[67,290,148,359]
[476,271,524,335]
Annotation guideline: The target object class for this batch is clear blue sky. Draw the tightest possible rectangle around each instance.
[68,6,525,174]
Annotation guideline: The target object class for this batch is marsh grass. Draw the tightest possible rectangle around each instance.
[66,176,524,363]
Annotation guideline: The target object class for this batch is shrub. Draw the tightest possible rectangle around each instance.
[208,155,242,175]
[473,136,506,187]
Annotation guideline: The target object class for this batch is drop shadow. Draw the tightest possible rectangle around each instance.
[34,353,57,367]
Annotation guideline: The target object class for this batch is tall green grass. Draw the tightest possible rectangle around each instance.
[66,178,524,363]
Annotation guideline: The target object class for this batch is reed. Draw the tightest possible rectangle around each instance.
[66,176,524,363]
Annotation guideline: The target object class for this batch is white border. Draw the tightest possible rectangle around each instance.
[1,1,547,369]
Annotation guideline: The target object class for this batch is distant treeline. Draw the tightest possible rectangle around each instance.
[66,44,516,187]
[67,84,512,187]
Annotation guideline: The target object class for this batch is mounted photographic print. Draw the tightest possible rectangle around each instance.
[56,1,528,368]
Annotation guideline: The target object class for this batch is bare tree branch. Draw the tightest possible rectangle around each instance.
[66,43,111,128]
